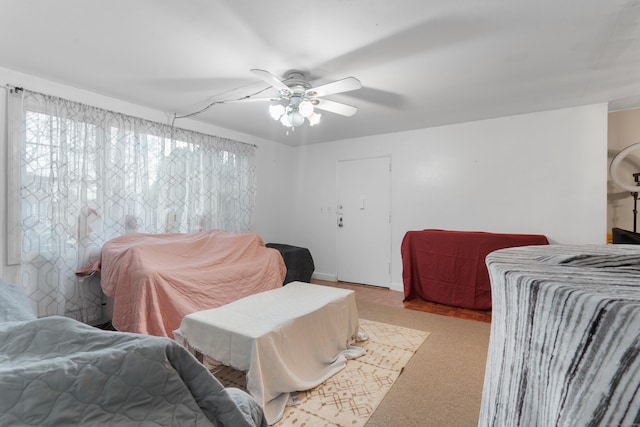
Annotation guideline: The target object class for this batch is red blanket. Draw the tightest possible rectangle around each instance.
[401,229,548,310]
[99,230,286,337]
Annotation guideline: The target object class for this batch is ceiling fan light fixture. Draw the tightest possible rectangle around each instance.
[269,104,285,120]
[308,112,321,126]
[289,94,302,107]
[298,99,314,117]
[280,114,292,127]
[288,110,305,127]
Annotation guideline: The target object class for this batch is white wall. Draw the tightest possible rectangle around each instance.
[253,140,297,244]
[0,67,296,282]
[607,108,640,234]
[292,104,608,290]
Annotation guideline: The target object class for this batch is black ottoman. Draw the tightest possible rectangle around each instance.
[266,243,315,285]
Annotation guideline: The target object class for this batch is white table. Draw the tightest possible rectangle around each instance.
[176,282,365,425]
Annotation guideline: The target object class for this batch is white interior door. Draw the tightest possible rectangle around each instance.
[337,156,391,287]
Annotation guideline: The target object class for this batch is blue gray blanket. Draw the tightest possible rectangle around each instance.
[0,281,266,426]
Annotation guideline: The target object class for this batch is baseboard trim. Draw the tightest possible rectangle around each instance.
[311,274,404,293]
[389,282,403,292]
[311,272,337,282]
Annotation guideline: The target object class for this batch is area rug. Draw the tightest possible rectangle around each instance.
[208,319,430,427]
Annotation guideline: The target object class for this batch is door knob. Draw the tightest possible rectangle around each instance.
[338,217,344,228]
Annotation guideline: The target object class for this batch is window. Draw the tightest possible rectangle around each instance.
[8,88,256,320]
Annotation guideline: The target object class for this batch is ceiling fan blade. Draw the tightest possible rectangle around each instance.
[306,77,361,97]
[313,98,358,117]
[250,69,292,94]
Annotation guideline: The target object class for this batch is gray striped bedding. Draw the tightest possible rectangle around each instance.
[479,244,640,427]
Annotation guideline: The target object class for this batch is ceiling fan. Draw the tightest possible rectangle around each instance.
[248,69,362,128]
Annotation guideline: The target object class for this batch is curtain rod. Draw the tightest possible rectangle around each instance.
[4,84,258,149]
[5,84,23,94]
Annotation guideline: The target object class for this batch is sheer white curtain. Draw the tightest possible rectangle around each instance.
[7,89,256,321]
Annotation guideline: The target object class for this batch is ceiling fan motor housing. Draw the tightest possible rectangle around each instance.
[283,71,312,99]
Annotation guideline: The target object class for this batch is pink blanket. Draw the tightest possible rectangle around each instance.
[99,230,286,337]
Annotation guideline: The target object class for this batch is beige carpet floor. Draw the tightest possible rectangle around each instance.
[357,300,491,427]
[212,300,491,427]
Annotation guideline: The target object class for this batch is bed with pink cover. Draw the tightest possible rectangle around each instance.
[98,230,286,338]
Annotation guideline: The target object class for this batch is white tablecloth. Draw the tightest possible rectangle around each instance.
[176,282,365,424]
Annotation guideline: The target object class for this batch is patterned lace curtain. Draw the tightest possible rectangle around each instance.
[7,89,256,321]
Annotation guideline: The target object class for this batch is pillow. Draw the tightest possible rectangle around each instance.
[0,279,36,322]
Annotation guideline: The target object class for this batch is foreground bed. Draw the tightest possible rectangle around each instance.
[0,279,267,427]
[480,244,640,426]
[98,230,287,337]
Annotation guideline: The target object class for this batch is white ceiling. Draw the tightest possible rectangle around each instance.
[1,0,640,146]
